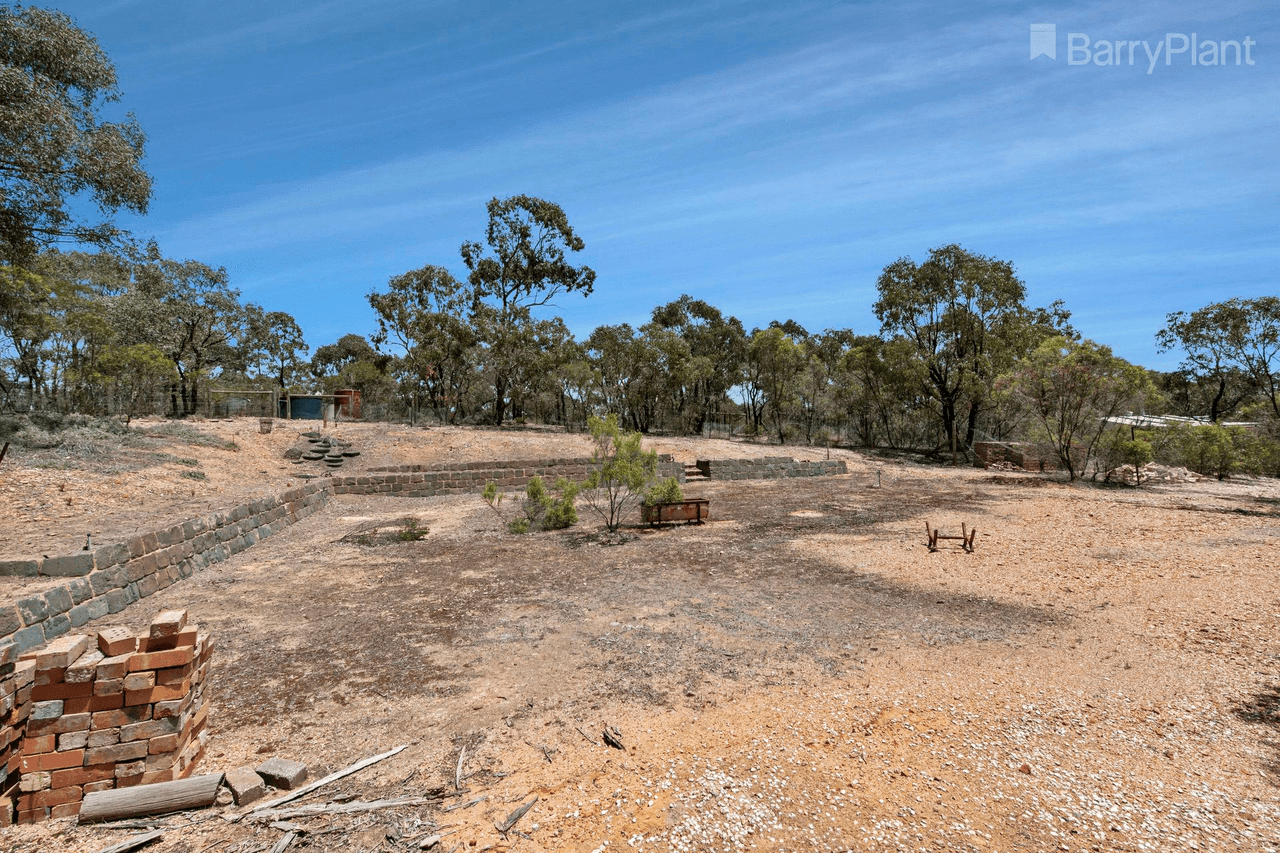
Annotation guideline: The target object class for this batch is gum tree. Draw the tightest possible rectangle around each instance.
[0,7,151,264]
[461,196,595,424]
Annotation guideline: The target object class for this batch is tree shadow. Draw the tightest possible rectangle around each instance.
[1232,684,1280,783]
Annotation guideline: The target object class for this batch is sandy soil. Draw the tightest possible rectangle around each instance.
[2,418,1279,852]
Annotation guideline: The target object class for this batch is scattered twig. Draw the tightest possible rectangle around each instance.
[243,744,409,819]
[574,725,596,745]
[455,744,467,790]
[441,795,487,812]
[495,796,538,834]
[193,840,229,853]
[249,797,437,822]
[90,831,164,853]
[0,441,8,464]
[268,832,297,853]
[540,744,555,763]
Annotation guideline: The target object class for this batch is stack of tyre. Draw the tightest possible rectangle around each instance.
[295,432,360,469]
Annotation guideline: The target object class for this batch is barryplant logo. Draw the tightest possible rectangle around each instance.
[1029,24,1257,73]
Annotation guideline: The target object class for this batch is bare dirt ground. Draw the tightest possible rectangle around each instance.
[3,418,1280,852]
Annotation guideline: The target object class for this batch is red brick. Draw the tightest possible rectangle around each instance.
[95,654,131,681]
[115,773,143,788]
[17,808,46,825]
[83,780,114,794]
[35,635,90,671]
[86,728,119,748]
[123,671,155,692]
[149,610,187,642]
[33,786,82,808]
[91,706,150,730]
[93,678,124,697]
[126,681,188,706]
[64,693,124,714]
[148,734,179,754]
[140,769,174,785]
[31,681,93,702]
[27,713,91,736]
[176,626,199,647]
[64,651,104,683]
[127,647,194,672]
[34,667,66,687]
[20,735,55,756]
[155,664,193,686]
[84,741,147,765]
[121,716,179,743]
[49,802,81,819]
[96,627,137,657]
[20,749,84,772]
[51,764,114,788]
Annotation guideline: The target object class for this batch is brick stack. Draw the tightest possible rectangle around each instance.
[12,610,212,824]
[0,640,35,826]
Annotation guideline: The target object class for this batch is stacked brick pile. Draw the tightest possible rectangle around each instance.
[13,610,212,824]
[0,640,35,826]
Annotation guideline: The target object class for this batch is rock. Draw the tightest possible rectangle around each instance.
[1018,763,1032,775]
[256,757,308,790]
[216,786,233,806]
[283,445,307,460]
[224,765,266,805]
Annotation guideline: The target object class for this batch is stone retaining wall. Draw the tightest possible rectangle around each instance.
[0,482,332,655]
[695,457,848,480]
[366,454,685,489]
[0,454,833,656]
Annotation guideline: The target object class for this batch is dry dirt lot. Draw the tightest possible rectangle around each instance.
[2,419,1279,853]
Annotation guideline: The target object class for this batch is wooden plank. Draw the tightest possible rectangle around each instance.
[79,774,223,824]
[89,830,165,853]
[244,744,408,818]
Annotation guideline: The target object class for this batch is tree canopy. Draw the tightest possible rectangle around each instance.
[0,6,151,264]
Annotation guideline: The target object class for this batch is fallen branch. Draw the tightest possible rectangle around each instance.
[244,744,409,819]
[90,830,164,853]
[0,441,9,464]
[268,831,297,853]
[249,796,437,822]
[495,796,538,834]
[454,744,467,790]
[574,725,595,745]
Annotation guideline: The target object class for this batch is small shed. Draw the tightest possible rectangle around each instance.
[334,388,362,419]
[278,394,336,420]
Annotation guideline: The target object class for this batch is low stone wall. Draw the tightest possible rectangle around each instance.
[11,610,211,824]
[365,454,685,492]
[695,457,848,480]
[0,482,332,654]
[1,455,826,656]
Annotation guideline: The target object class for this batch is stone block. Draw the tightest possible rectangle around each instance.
[0,559,40,577]
[39,553,94,577]
[0,606,21,637]
[43,587,74,617]
[16,596,48,627]
[68,599,110,628]
[256,757,307,790]
[12,625,45,653]
[42,613,71,641]
[94,543,129,570]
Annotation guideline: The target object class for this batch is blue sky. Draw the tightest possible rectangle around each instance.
[56,0,1279,370]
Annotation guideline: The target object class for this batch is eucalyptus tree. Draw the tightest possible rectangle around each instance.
[0,6,151,264]
[461,195,595,424]
[873,244,1069,459]
[1158,297,1280,422]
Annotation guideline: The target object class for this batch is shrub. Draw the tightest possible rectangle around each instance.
[581,414,658,531]
[483,476,579,534]
[643,476,683,507]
